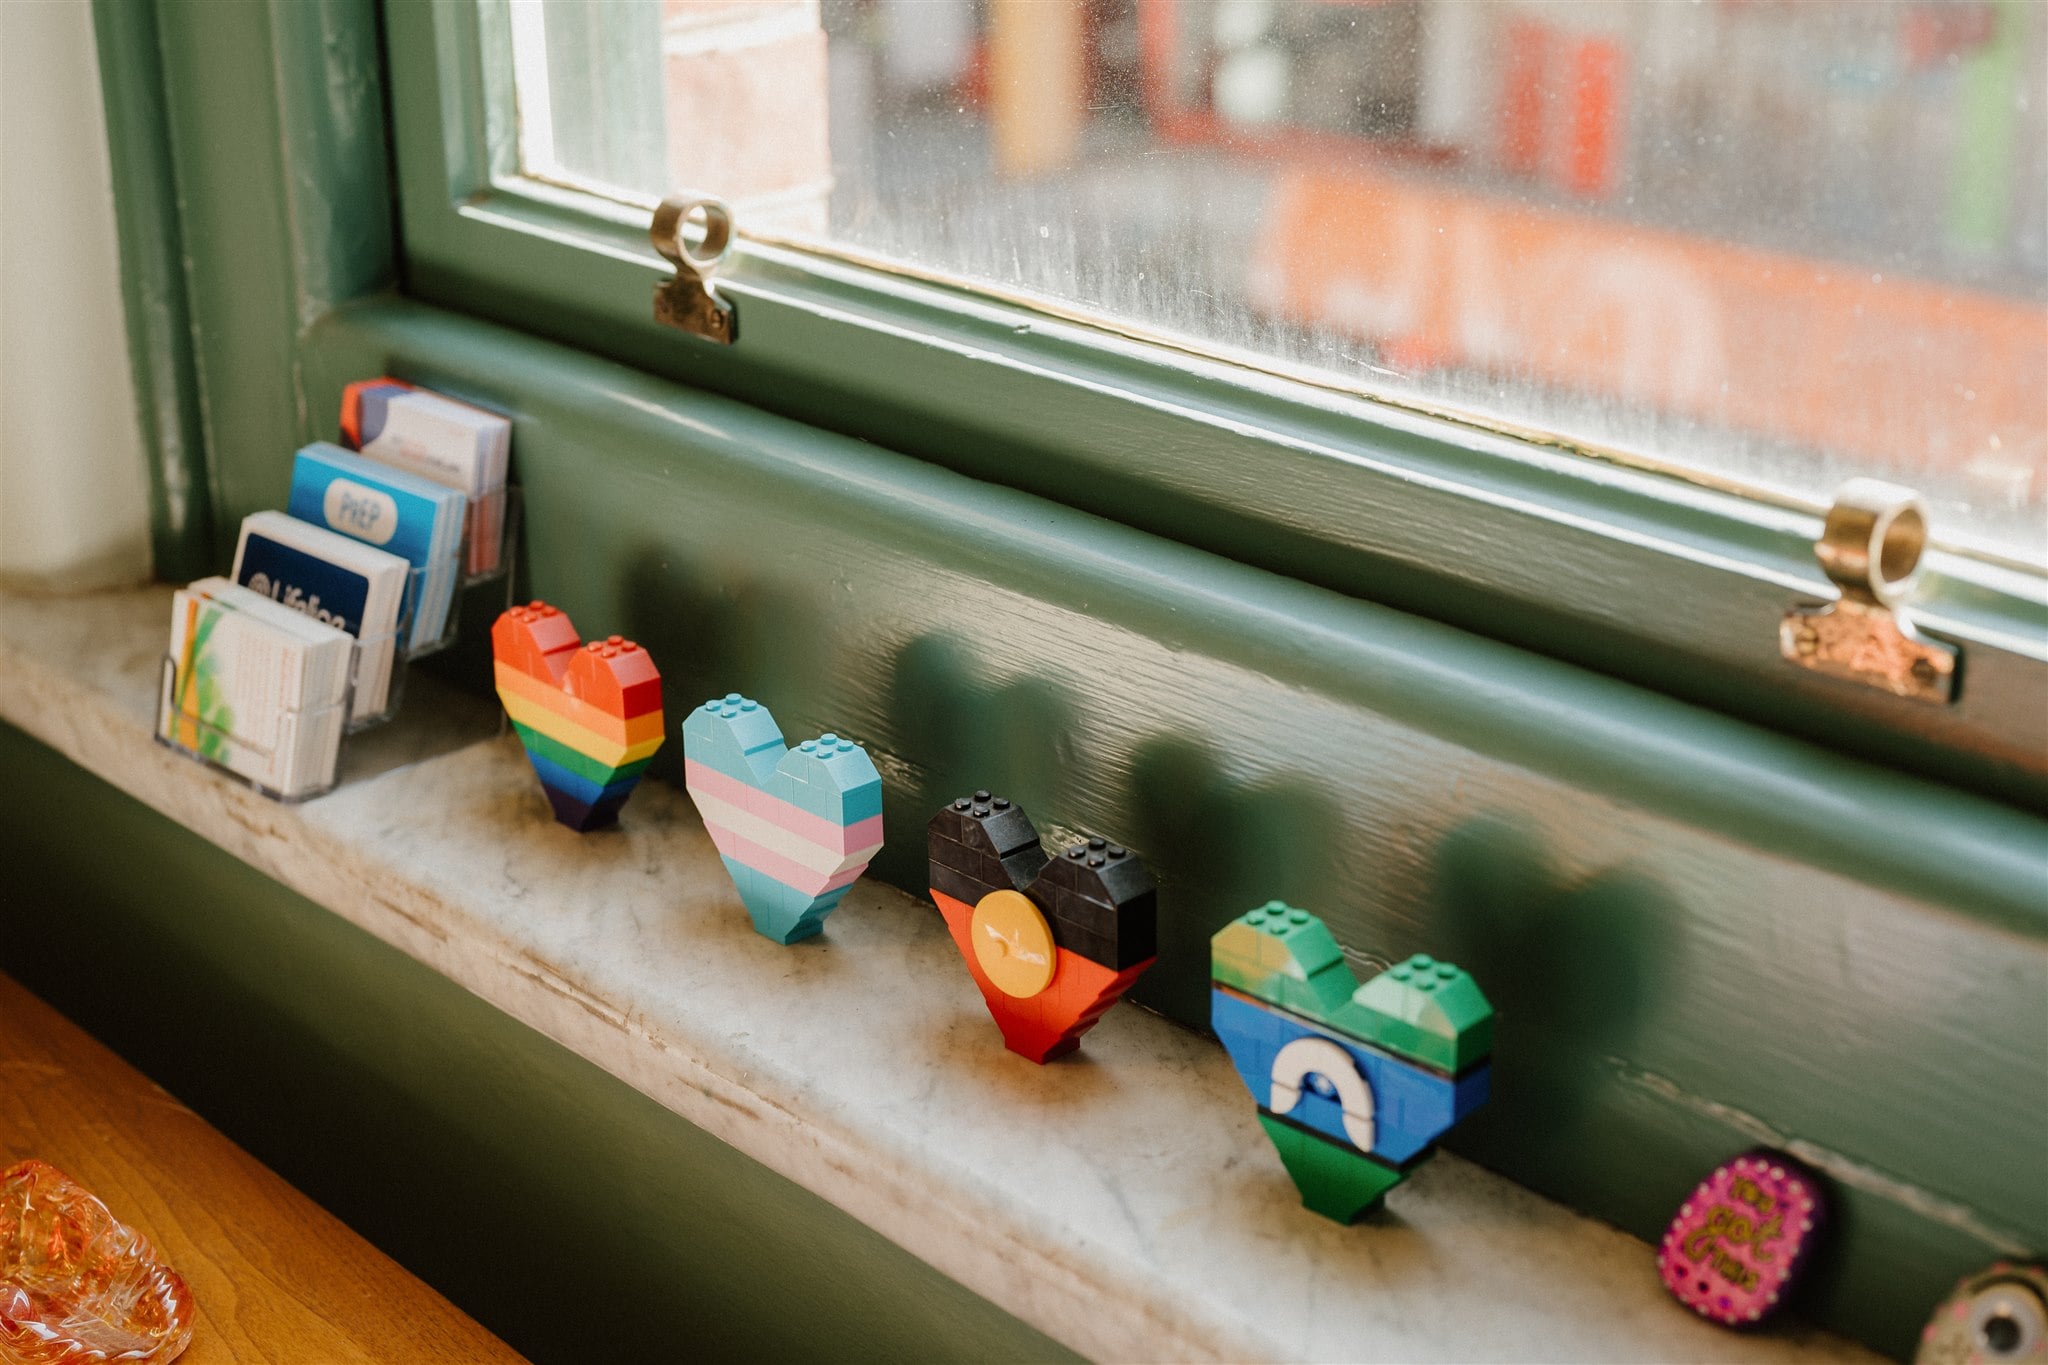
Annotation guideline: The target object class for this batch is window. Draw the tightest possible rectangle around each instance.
[386,0,2047,809]
[505,0,2047,568]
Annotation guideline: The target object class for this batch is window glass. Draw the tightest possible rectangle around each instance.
[505,0,2047,567]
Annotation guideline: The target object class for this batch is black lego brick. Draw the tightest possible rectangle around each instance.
[926,791,1048,892]
[1037,839,1157,970]
[926,797,1157,971]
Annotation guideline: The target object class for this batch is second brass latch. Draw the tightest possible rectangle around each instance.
[1779,479,1958,704]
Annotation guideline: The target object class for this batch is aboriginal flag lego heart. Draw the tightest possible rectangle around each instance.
[492,601,663,831]
[927,792,1157,1063]
[682,694,884,944]
[1211,903,1493,1223]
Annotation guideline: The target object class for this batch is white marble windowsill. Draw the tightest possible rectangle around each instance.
[0,588,1877,1364]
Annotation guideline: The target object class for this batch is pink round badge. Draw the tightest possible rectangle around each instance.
[1659,1149,1826,1327]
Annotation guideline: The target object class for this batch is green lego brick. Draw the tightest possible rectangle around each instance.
[1344,953,1495,1075]
[1210,901,1358,1018]
[1256,1114,1407,1223]
[511,720,655,787]
[1213,905,1494,1074]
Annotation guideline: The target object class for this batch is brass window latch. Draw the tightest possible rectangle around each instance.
[1780,479,1958,704]
[651,193,736,345]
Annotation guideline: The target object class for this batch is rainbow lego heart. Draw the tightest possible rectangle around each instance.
[928,792,1156,1063]
[492,601,663,831]
[1212,903,1492,1222]
[682,694,884,944]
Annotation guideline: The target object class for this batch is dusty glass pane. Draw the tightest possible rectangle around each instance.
[505,0,2048,567]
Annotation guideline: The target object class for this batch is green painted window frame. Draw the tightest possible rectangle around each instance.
[95,1,2045,1358]
[383,0,2047,813]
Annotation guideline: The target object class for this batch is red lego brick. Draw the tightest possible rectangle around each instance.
[563,635,663,718]
[932,889,1154,1064]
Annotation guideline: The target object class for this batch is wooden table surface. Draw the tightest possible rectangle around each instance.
[0,972,527,1364]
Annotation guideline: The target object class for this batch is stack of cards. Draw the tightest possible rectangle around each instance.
[231,510,410,722]
[342,378,511,578]
[287,442,465,654]
[159,578,353,798]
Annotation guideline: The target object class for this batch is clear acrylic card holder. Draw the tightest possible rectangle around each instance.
[156,652,353,803]
[320,554,426,731]
[462,484,515,587]
[397,550,461,662]
[402,485,520,664]
[342,620,406,732]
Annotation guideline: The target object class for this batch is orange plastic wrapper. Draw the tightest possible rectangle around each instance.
[0,1160,193,1363]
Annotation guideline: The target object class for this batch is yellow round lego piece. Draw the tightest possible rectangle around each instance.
[970,890,1057,998]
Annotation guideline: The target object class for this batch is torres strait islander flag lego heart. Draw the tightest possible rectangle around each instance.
[1211,904,1493,1223]
[491,601,663,831]
[927,792,1158,1064]
[682,694,885,945]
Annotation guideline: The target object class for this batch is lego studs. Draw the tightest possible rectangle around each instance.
[1657,1149,1827,1328]
[682,694,884,944]
[1211,903,1492,1222]
[492,602,663,831]
[927,793,1157,1063]
[1916,1264,2048,1365]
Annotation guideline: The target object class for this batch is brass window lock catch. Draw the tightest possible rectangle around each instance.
[1780,478,1958,704]
[651,193,736,345]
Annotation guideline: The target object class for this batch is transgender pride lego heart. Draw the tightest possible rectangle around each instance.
[492,601,664,831]
[683,694,884,944]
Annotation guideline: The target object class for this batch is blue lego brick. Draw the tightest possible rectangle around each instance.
[1213,986,1489,1165]
[525,747,644,808]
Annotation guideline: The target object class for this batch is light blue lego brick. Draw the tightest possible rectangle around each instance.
[682,694,787,785]
[720,857,771,921]
[760,878,849,944]
[1212,987,1486,1165]
[771,733,883,825]
[717,855,852,945]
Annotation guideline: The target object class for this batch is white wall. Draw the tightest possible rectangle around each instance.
[0,0,153,591]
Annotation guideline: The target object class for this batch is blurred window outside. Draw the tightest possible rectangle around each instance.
[504,0,2048,571]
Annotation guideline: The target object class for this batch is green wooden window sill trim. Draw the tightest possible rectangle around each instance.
[90,0,212,580]
[0,560,2023,1358]
[0,605,1887,1363]
[290,291,2045,1360]
[315,301,2046,946]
